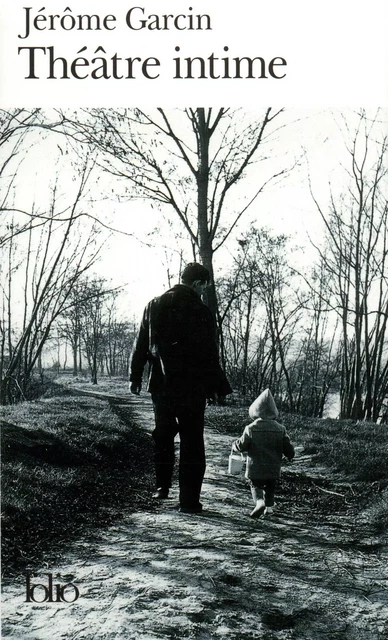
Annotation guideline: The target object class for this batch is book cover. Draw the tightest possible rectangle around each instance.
[1,1,388,638]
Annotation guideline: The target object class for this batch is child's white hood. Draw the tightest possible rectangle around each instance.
[249,389,279,420]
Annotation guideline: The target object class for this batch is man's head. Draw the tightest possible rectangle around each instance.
[181,263,210,295]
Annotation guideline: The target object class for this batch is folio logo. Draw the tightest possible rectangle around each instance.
[25,571,80,603]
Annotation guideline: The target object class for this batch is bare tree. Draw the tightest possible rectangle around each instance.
[80,278,106,385]
[218,227,303,406]
[44,107,294,320]
[0,109,54,247]
[103,296,136,378]
[59,281,93,376]
[311,111,388,421]
[0,163,101,403]
[291,261,342,417]
[70,277,123,385]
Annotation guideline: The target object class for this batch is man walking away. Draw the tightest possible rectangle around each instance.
[130,262,232,513]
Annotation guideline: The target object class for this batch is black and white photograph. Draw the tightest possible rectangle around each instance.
[1,2,388,640]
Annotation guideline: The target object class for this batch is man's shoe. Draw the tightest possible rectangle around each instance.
[179,503,203,514]
[264,502,276,515]
[152,488,169,499]
[250,499,266,518]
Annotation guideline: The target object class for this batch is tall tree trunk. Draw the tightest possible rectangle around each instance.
[72,337,78,376]
[195,108,219,318]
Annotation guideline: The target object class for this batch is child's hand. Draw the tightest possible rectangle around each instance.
[232,443,238,453]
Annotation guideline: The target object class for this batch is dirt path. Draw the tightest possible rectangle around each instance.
[2,396,388,640]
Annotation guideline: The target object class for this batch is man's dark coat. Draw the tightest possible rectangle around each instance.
[130,284,232,396]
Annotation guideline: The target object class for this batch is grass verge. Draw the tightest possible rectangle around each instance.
[1,393,155,578]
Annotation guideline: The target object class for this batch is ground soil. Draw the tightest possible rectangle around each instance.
[2,394,388,640]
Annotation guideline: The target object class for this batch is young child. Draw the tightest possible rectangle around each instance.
[232,388,295,518]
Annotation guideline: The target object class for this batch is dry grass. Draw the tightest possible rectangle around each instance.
[1,393,155,577]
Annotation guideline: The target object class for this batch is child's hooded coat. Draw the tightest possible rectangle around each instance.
[233,389,294,480]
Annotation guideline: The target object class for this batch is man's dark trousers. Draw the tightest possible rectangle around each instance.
[151,387,206,508]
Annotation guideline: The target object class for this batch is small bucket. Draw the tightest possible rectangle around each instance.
[228,448,245,475]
